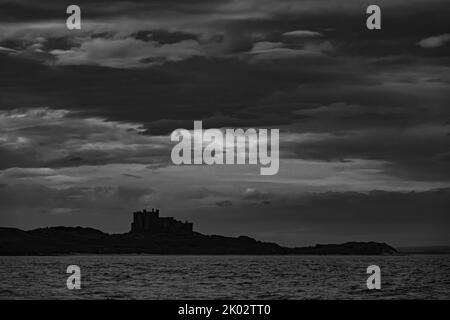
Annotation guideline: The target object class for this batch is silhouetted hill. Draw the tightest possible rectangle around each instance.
[292,242,398,255]
[0,226,398,255]
[398,246,450,254]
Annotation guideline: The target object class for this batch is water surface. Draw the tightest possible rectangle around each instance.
[1,255,449,299]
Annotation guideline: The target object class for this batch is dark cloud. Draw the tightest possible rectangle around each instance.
[0,108,172,170]
[132,30,198,44]
[216,200,232,207]
[0,182,155,230]
[243,188,273,201]
[192,189,450,246]
[0,0,449,245]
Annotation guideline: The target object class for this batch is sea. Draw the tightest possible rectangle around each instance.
[0,255,449,299]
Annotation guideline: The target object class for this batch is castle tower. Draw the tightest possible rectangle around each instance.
[130,209,193,234]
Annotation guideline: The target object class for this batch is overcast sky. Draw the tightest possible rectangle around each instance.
[0,0,449,247]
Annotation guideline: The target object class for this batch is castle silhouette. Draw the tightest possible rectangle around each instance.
[131,209,193,234]
[1,208,398,255]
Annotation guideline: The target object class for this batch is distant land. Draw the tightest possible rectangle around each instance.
[0,209,398,255]
[397,246,450,254]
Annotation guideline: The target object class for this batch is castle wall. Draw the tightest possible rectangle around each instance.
[131,210,193,234]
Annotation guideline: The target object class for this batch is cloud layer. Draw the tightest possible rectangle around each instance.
[0,0,449,246]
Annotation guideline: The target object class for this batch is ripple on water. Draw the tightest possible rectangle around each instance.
[0,255,449,299]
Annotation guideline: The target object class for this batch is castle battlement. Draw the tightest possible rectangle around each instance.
[131,209,193,234]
